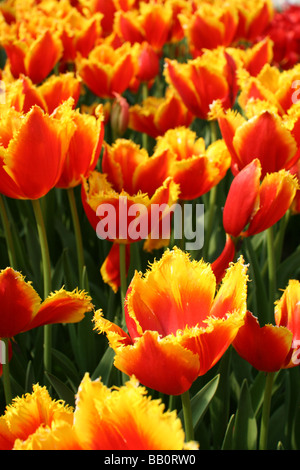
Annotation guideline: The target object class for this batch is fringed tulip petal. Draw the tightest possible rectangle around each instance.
[233,311,293,372]
[73,373,193,450]
[211,235,237,284]
[245,170,298,236]
[28,288,93,331]
[13,423,81,450]
[275,280,300,343]
[1,105,75,199]
[25,30,62,84]
[0,268,41,338]
[233,111,298,176]
[210,256,248,320]
[97,248,248,395]
[179,313,245,376]
[100,243,131,293]
[125,248,216,338]
[113,331,200,396]
[223,159,261,237]
[0,384,73,449]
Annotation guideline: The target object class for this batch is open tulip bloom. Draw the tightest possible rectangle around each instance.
[2,0,300,452]
[94,248,249,396]
[0,374,197,450]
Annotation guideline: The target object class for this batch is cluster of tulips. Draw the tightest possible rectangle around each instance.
[0,0,300,451]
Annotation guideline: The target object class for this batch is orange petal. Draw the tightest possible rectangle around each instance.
[55,109,104,189]
[78,60,110,97]
[245,170,298,236]
[170,139,230,200]
[2,40,26,78]
[210,256,248,320]
[116,11,144,44]
[1,383,73,448]
[164,59,202,117]
[39,73,81,114]
[0,153,27,199]
[3,106,74,199]
[102,139,148,194]
[125,247,216,339]
[233,111,298,176]
[27,288,93,331]
[110,53,135,96]
[211,235,237,284]
[25,31,62,84]
[93,309,133,350]
[0,416,15,450]
[179,313,245,376]
[0,268,41,338]
[211,103,246,167]
[190,61,229,119]
[73,373,189,450]
[223,159,261,237]
[233,311,293,372]
[275,280,300,339]
[113,330,200,396]
[155,91,194,135]
[100,243,131,293]
[128,101,160,138]
[132,147,170,197]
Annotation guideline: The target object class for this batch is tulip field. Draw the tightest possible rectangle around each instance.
[1,0,300,451]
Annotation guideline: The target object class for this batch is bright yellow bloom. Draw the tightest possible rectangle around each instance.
[0,384,73,450]
[8,374,198,450]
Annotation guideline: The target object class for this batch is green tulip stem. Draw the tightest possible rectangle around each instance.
[181,389,194,442]
[267,226,276,321]
[119,243,127,324]
[259,371,275,450]
[0,195,17,269]
[32,198,52,374]
[67,187,85,290]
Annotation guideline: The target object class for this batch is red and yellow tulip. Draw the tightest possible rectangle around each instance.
[1,21,63,84]
[154,126,231,200]
[233,280,300,372]
[211,100,300,177]
[94,248,248,396]
[76,42,135,99]
[128,87,194,138]
[165,48,238,119]
[179,2,239,57]
[0,101,75,200]
[238,63,300,116]
[113,2,173,51]
[0,383,74,450]
[222,159,298,238]
[1,374,197,450]
[233,0,274,42]
[3,73,81,114]
[53,100,105,189]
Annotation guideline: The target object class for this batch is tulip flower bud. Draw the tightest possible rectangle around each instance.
[137,42,160,82]
[110,93,129,137]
